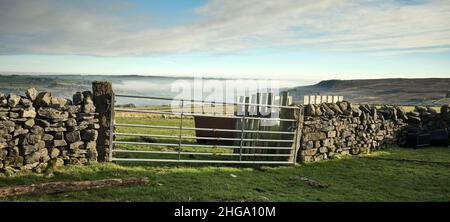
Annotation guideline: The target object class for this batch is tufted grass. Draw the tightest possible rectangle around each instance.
[0,116,449,202]
[0,146,449,202]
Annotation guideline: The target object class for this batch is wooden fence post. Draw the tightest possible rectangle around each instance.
[92,81,114,162]
[290,106,304,163]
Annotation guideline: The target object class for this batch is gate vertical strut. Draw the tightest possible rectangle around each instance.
[108,92,115,162]
[239,116,245,162]
[178,99,184,161]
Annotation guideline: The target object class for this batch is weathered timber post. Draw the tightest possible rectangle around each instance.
[92,81,114,162]
[290,105,304,164]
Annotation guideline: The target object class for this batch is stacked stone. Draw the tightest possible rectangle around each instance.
[68,91,99,164]
[442,105,450,125]
[299,101,406,162]
[0,89,99,173]
[441,105,450,139]
[401,105,450,132]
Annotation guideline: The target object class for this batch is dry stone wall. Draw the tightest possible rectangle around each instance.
[402,105,450,132]
[2,85,448,170]
[0,89,99,174]
[299,101,408,162]
[298,101,450,162]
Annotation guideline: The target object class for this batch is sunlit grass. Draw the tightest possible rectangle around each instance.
[1,146,449,202]
[1,115,449,202]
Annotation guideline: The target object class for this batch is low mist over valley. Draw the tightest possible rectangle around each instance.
[0,74,448,106]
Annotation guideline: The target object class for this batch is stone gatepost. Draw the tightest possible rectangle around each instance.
[92,81,114,162]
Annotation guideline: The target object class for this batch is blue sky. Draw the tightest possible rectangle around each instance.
[0,0,449,82]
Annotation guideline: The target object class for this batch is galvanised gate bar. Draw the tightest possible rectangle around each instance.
[109,93,302,165]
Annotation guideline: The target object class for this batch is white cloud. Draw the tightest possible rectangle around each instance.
[0,0,449,56]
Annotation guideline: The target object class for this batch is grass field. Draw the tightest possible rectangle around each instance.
[113,116,238,161]
[1,149,449,201]
[0,115,449,202]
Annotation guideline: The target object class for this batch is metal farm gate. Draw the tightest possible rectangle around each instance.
[108,92,302,165]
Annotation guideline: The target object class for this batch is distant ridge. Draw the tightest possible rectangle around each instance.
[289,78,450,105]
